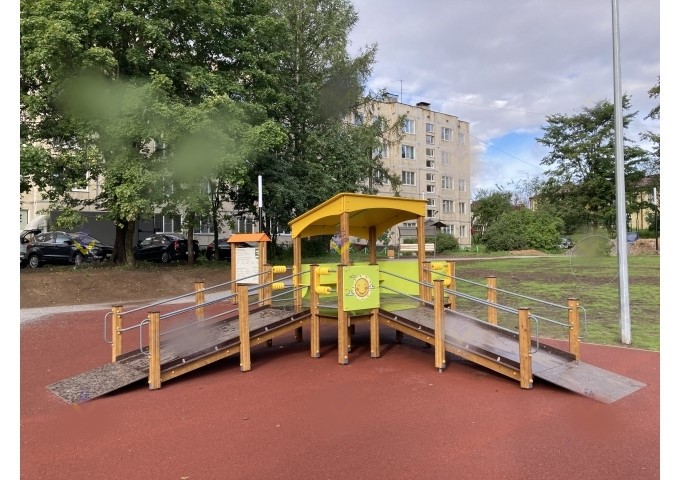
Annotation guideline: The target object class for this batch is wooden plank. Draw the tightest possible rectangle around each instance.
[238,285,251,372]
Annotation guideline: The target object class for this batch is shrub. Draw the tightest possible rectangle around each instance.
[435,232,459,252]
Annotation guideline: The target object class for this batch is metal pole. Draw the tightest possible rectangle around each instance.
[258,175,263,233]
[611,0,631,344]
[654,187,659,251]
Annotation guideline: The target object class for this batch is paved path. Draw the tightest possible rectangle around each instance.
[20,305,662,479]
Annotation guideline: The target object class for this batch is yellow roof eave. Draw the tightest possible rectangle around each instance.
[289,193,426,239]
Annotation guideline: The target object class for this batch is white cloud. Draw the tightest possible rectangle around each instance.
[349,0,660,192]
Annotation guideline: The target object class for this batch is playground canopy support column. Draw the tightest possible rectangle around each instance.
[309,265,321,358]
[433,280,446,371]
[337,265,349,365]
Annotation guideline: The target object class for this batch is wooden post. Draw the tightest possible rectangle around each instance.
[422,261,432,304]
[148,312,161,390]
[194,282,205,321]
[518,307,533,389]
[293,237,302,309]
[417,216,426,301]
[337,265,349,364]
[368,226,377,265]
[310,265,320,358]
[261,264,272,307]
[237,284,251,372]
[230,243,237,303]
[447,261,456,310]
[568,298,581,360]
[486,276,498,325]
[111,305,123,363]
[433,280,446,371]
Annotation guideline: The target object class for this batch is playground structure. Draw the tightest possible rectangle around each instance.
[48,193,645,405]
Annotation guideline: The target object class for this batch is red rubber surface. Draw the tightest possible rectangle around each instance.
[21,308,660,479]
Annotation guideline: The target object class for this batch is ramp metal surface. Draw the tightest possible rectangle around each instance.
[48,307,307,404]
[384,306,646,404]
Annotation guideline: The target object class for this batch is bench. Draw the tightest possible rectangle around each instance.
[399,243,435,257]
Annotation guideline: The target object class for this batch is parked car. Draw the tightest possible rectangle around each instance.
[25,231,113,268]
[205,238,256,261]
[558,236,574,249]
[133,233,200,263]
[20,228,42,268]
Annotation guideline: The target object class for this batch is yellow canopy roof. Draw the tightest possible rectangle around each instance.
[289,193,426,239]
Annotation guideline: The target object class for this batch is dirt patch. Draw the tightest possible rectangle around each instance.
[20,263,232,309]
[627,238,659,255]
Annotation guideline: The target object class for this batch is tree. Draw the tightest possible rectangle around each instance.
[471,189,514,239]
[482,209,564,252]
[535,97,648,234]
[21,0,287,264]
[227,0,385,244]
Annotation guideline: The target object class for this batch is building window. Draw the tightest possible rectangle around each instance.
[426,134,435,145]
[426,198,436,207]
[403,119,415,134]
[441,176,453,189]
[459,225,467,238]
[402,171,416,185]
[401,144,415,159]
[426,123,434,133]
[403,222,416,228]
[443,200,454,213]
[427,209,437,218]
[458,132,466,146]
[459,179,466,192]
[441,127,452,141]
[458,202,466,214]
[443,224,455,235]
[154,215,182,233]
[426,173,435,182]
[441,151,450,165]
[236,216,257,233]
[426,184,436,193]
[426,148,435,157]
[193,217,214,234]
[426,160,435,169]
[373,144,389,159]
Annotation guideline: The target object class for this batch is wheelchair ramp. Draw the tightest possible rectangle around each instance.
[48,358,149,404]
[48,307,307,404]
[384,306,645,404]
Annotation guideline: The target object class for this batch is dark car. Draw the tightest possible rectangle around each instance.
[558,236,574,249]
[20,228,42,268]
[133,233,200,263]
[25,231,113,268]
[626,231,640,244]
[205,238,256,261]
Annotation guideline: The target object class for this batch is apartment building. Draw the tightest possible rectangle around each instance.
[364,95,472,248]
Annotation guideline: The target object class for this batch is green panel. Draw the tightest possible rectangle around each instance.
[377,260,420,297]
[342,265,380,311]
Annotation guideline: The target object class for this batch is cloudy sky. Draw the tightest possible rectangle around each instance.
[347,0,661,196]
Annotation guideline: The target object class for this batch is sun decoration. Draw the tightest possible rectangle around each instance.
[348,274,374,300]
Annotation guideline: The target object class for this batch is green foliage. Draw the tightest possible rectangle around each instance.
[535,97,648,234]
[435,232,458,252]
[482,208,564,252]
[471,189,514,235]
